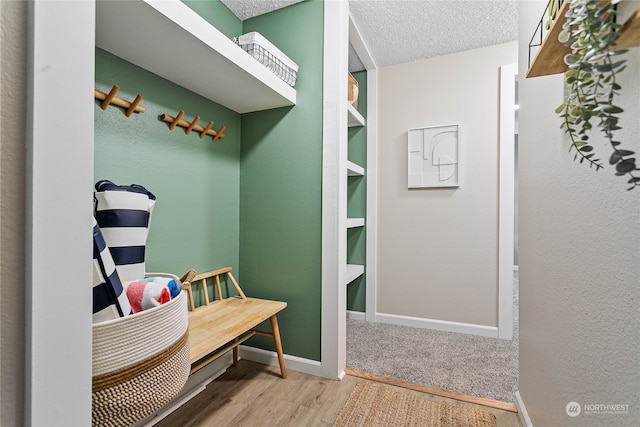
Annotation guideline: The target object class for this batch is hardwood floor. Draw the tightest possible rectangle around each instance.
[153,361,522,426]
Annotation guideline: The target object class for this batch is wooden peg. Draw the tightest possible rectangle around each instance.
[160,111,226,142]
[125,94,143,117]
[200,121,214,139]
[95,85,145,115]
[101,85,120,110]
[185,116,200,134]
[212,125,226,142]
[169,110,184,130]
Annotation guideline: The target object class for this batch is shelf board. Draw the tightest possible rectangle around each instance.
[616,7,640,48]
[95,0,296,113]
[347,160,365,176]
[348,104,365,127]
[346,218,365,228]
[526,1,571,78]
[344,264,364,285]
[527,3,640,78]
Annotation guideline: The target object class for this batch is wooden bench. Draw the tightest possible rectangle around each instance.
[181,267,287,378]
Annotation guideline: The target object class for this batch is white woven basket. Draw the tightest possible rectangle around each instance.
[92,276,189,427]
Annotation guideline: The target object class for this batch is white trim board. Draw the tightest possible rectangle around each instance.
[376,313,499,338]
[320,0,349,380]
[498,63,518,340]
[26,2,95,425]
[515,391,534,427]
[365,68,378,323]
[347,310,366,321]
[239,345,325,379]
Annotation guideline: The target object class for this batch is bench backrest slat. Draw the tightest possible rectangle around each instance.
[180,266,246,311]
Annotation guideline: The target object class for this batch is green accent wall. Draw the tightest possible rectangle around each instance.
[347,71,367,312]
[239,0,324,361]
[94,48,241,283]
[182,0,242,38]
[95,0,325,362]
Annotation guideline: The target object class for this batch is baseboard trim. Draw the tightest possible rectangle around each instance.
[347,310,366,321]
[515,391,533,427]
[375,312,499,338]
[239,345,323,377]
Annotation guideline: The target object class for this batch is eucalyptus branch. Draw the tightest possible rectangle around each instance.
[556,0,639,190]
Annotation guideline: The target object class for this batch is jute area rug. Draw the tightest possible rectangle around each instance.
[333,382,497,427]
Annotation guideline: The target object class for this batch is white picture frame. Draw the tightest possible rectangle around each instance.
[408,124,460,188]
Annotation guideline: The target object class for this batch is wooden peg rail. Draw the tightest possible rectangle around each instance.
[160,110,226,142]
[94,84,145,117]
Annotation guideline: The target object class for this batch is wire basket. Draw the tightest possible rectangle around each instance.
[234,32,299,87]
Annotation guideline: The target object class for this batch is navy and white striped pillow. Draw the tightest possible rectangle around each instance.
[93,217,131,322]
[94,180,156,283]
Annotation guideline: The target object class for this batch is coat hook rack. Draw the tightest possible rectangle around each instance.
[160,110,226,142]
[95,84,145,117]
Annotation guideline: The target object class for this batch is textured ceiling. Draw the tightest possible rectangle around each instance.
[221,0,518,72]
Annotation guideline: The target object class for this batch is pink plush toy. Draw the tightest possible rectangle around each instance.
[125,280,170,313]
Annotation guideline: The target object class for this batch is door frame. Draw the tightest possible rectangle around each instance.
[498,63,518,340]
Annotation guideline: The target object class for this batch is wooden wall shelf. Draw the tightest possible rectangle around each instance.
[527,3,640,78]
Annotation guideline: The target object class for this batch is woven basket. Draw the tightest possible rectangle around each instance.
[92,278,189,427]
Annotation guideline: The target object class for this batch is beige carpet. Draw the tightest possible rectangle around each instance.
[333,382,497,427]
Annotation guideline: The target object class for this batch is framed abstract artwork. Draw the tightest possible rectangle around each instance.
[407,124,460,188]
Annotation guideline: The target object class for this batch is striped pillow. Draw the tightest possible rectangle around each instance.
[94,180,156,283]
[92,217,131,322]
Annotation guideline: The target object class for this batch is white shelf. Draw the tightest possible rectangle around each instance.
[347,104,365,127]
[346,218,365,228]
[347,161,365,176]
[345,264,364,285]
[95,0,296,114]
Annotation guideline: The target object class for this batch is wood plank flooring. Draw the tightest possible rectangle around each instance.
[153,361,522,427]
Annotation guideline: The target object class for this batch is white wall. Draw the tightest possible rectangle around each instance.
[376,41,517,328]
[0,1,27,424]
[518,2,640,426]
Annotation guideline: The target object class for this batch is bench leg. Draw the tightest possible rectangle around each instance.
[233,338,239,367]
[270,315,287,379]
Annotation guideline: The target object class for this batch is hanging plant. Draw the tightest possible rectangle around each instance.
[555,0,639,190]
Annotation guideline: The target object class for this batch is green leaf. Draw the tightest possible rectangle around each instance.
[610,153,621,165]
[616,160,636,173]
[555,104,568,114]
[559,29,571,44]
[603,105,624,114]
[579,145,594,152]
[564,54,581,65]
[615,149,635,157]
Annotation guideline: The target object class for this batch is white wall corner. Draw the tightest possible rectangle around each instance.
[321,0,349,380]
[26,1,95,425]
[365,68,378,323]
[515,391,534,427]
[498,62,517,341]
